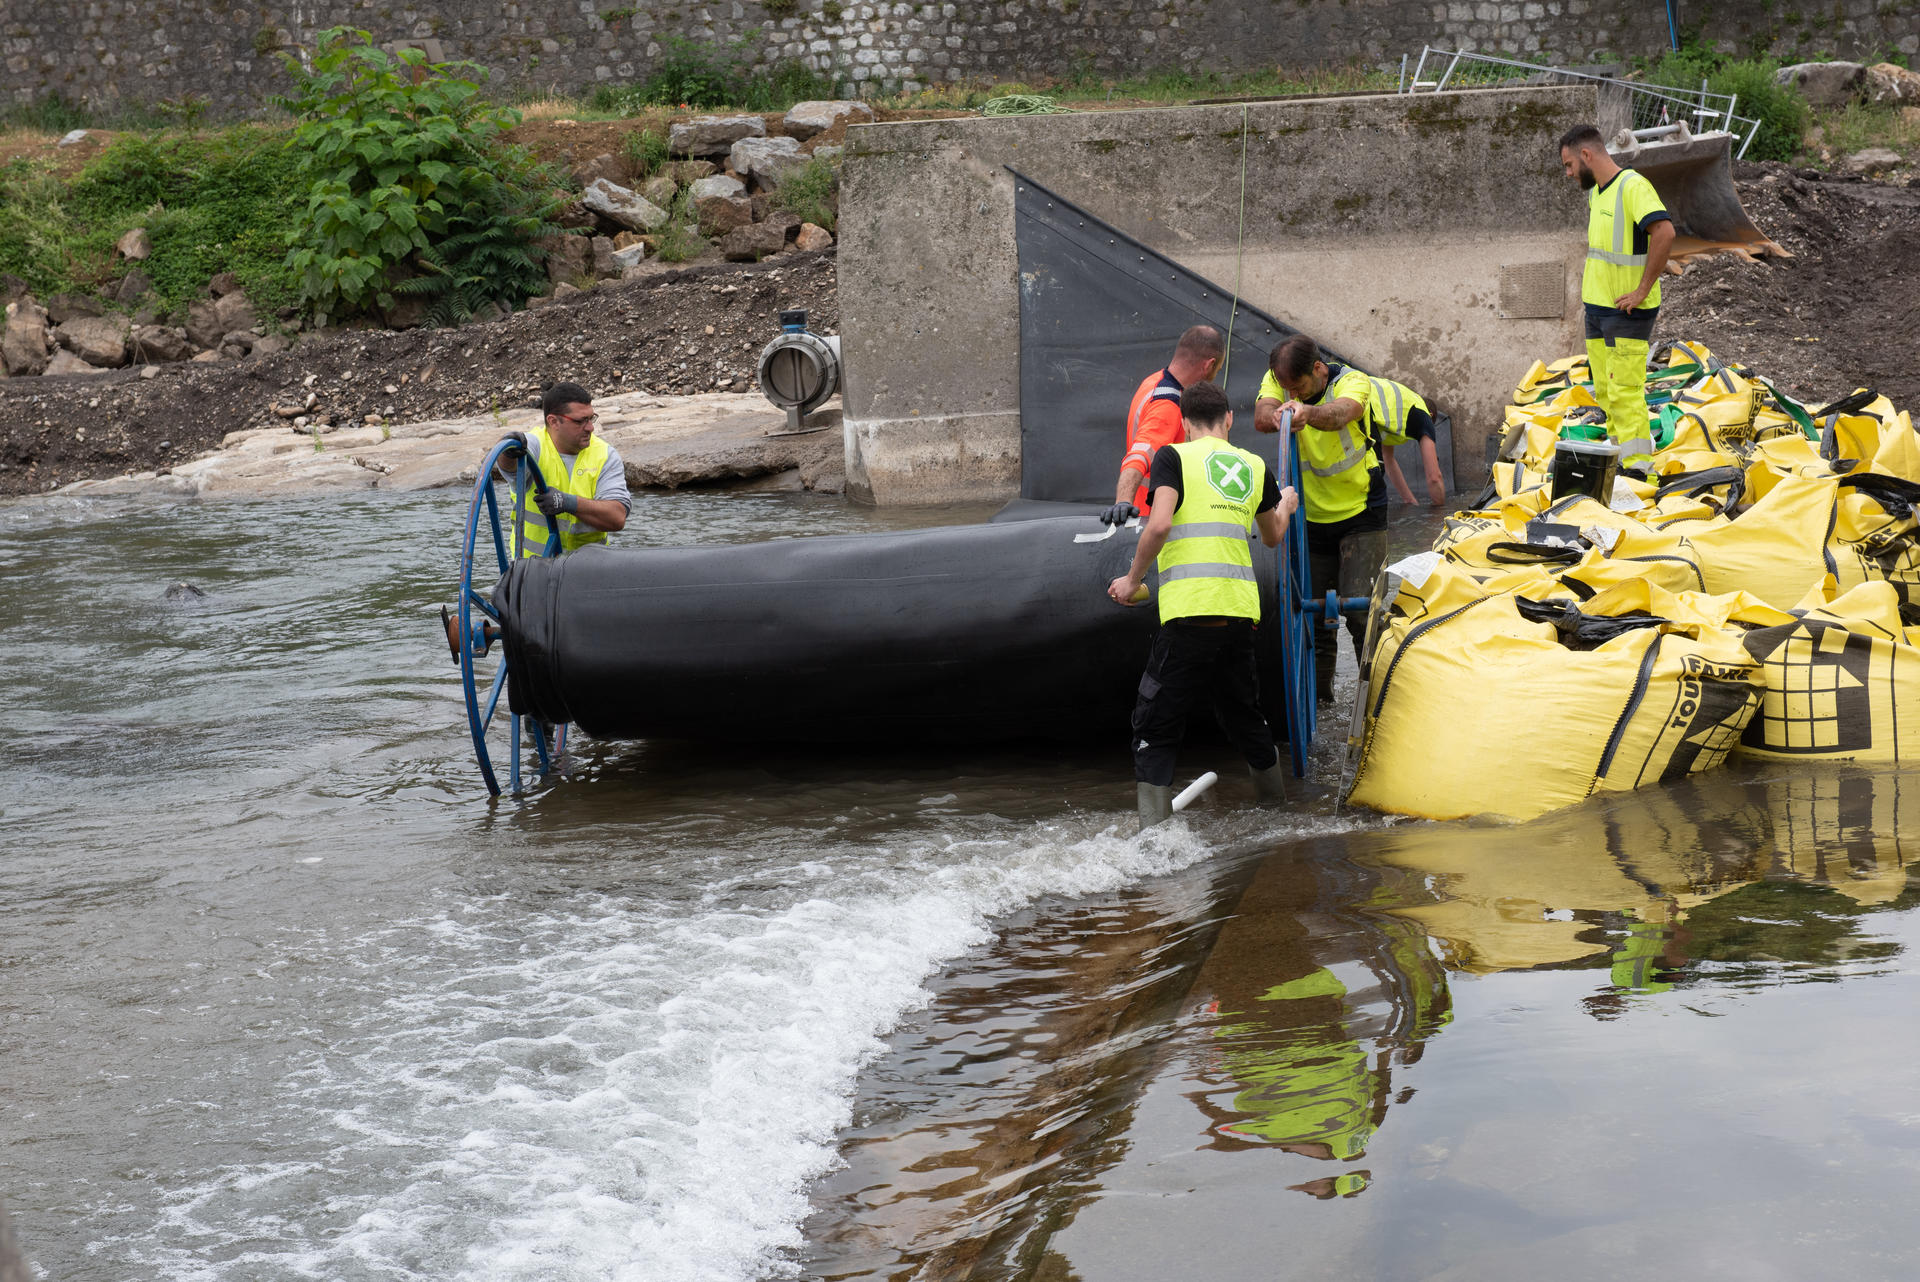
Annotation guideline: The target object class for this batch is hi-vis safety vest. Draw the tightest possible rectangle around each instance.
[1364,374,1429,449]
[1296,367,1379,525]
[1583,168,1665,310]
[1156,437,1264,624]
[514,426,612,557]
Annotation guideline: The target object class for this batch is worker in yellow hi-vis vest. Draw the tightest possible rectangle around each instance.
[1108,380,1298,828]
[1559,123,1676,472]
[441,381,631,663]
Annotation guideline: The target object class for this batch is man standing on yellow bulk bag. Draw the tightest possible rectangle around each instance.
[1559,123,1675,472]
[1108,380,1299,828]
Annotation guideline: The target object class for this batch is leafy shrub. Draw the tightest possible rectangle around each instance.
[1643,49,1808,162]
[0,130,305,313]
[589,35,840,113]
[771,156,837,230]
[277,28,569,320]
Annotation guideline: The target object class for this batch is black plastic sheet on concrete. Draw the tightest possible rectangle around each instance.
[1010,168,1452,503]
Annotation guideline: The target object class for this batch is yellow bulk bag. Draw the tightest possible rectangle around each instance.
[1435,493,1706,595]
[1687,471,1836,607]
[1734,580,1920,763]
[1346,566,1764,822]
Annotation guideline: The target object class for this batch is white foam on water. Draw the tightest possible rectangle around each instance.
[142,813,1246,1282]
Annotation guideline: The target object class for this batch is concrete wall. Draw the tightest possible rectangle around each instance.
[5,1,1915,118]
[838,84,1594,505]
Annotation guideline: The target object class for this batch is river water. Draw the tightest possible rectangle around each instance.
[3,490,1917,1282]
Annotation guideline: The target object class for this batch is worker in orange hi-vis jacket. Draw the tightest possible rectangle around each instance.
[1101,324,1226,526]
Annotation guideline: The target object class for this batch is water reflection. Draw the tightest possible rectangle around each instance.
[1357,764,1918,1003]
[1186,852,1452,1199]
[806,765,1920,1280]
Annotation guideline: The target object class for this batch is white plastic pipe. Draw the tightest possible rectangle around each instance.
[1171,771,1219,813]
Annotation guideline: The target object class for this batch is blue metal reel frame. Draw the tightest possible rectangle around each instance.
[1274,410,1373,778]
[457,438,564,797]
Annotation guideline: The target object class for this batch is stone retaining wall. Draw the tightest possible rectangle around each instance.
[3,0,1916,118]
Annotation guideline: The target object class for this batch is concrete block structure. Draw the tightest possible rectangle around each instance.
[838,84,1597,504]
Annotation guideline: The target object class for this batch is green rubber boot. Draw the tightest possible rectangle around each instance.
[1251,762,1289,806]
[1137,782,1173,830]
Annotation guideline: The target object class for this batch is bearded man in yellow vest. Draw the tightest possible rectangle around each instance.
[1108,380,1299,827]
[1256,335,1384,705]
[1560,123,1675,471]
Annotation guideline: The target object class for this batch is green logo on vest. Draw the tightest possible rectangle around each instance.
[1205,451,1253,503]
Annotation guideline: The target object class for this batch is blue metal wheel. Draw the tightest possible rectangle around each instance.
[1276,424,1317,777]
[456,438,564,797]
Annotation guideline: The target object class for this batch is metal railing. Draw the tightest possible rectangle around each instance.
[1397,46,1761,158]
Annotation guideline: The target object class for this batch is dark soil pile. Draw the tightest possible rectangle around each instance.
[1660,160,1920,410]
[0,251,836,496]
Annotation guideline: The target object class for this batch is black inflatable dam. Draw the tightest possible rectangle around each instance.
[494,515,1290,744]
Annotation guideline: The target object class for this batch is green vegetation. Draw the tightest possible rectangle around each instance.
[651,190,707,263]
[771,156,837,230]
[1816,99,1920,158]
[587,33,840,112]
[621,126,671,181]
[0,128,305,314]
[1638,45,1808,162]
[278,28,570,323]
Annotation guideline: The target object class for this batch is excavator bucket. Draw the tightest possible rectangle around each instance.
[1608,128,1786,263]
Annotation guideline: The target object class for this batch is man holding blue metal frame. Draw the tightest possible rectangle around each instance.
[1108,380,1298,828]
[1255,335,1385,706]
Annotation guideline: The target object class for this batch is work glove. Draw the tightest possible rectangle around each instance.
[1099,502,1139,527]
[536,488,578,518]
[502,429,531,451]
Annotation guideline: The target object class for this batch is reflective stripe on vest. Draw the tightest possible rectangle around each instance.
[1302,423,1367,477]
[1368,377,1405,442]
[1156,437,1263,624]
[1586,176,1647,268]
[515,426,611,557]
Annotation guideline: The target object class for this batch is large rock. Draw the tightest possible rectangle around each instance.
[696,194,754,238]
[718,221,789,262]
[543,232,594,285]
[689,173,746,202]
[581,177,669,233]
[214,291,257,335]
[208,271,243,297]
[669,114,765,156]
[1846,146,1903,175]
[253,333,292,355]
[668,159,717,184]
[642,175,679,209]
[1776,61,1867,107]
[795,222,834,253]
[590,235,620,278]
[113,269,155,306]
[2,300,51,375]
[58,313,131,367]
[572,152,625,188]
[730,136,806,190]
[782,99,875,140]
[44,292,103,326]
[185,298,225,350]
[115,227,151,260]
[1866,62,1920,104]
[46,349,108,376]
[130,324,193,363]
[611,243,647,271]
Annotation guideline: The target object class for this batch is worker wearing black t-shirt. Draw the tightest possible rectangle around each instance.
[1108,380,1299,827]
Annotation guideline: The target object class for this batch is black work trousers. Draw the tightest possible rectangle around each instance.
[1131,619,1279,786]
[1308,524,1388,702]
